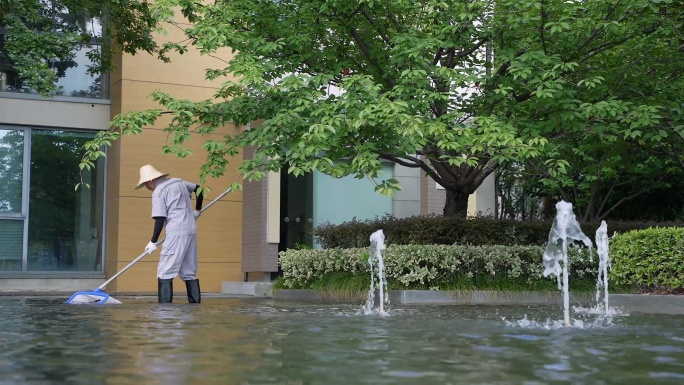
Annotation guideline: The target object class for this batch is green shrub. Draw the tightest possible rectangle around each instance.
[314,215,548,248]
[279,244,596,290]
[611,227,684,291]
[314,215,673,248]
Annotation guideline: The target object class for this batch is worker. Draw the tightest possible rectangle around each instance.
[135,164,204,303]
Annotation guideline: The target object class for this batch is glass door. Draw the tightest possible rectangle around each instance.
[0,127,105,273]
[0,128,26,271]
[27,129,104,272]
[279,170,314,252]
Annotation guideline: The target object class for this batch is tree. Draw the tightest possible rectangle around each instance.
[50,0,682,217]
[488,0,684,221]
[84,0,544,217]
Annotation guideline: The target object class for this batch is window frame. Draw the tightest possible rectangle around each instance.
[0,124,107,276]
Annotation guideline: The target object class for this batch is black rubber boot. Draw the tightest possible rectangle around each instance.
[158,278,173,303]
[185,279,201,303]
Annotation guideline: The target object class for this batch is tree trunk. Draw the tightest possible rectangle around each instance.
[444,189,470,217]
[542,196,554,220]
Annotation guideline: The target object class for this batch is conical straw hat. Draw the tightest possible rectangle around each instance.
[135,164,169,190]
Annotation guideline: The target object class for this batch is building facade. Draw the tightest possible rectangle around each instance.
[0,19,495,294]
[0,17,244,294]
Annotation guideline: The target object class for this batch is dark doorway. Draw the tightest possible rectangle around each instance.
[278,170,314,253]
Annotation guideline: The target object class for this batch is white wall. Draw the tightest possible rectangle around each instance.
[0,95,110,130]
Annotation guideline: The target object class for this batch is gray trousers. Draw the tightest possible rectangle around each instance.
[157,234,198,280]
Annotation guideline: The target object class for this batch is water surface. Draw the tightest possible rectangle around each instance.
[1,297,683,384]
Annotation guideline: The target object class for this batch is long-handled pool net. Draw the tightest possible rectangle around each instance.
[66,187,233,305]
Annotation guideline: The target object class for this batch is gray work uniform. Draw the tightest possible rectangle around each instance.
[151,177,198,280]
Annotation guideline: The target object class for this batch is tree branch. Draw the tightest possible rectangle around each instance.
[360,9,392,45]
[426,157,460,189]
[571,0,624,61]
[594,172,621,219]
[348,28,396,88]
[579,22,664,64]
[432,47,444,66]
[379,153,424,168]
[444,47,456,68]
[454,40,488,61]
[596,173,667,221]
[539,0,549,55]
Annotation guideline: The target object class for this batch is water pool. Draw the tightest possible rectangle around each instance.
[1,297,683,384]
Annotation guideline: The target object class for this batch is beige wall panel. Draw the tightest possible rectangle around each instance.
[107,81,123,214]
[109,80,122,116]
[105,197,121,292]
[266,170,281,243]
[108,25,247,293]
[467,194,477,216]
[196,263,244,292]
[120,25,236,86]
[114,260,243,293]
[113,261,160,292]
[109,47,123,89]
[106,139,122,201]
[196,201,242,263]
[116,198,241,263]
[119,80,218,112]
[116,80,243,136]
[137,119,242,138]
[116,130,243,199]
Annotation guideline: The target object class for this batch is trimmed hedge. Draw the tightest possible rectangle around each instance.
[314,215,678,248]
[611,227,684,291]
[279,244,595,290]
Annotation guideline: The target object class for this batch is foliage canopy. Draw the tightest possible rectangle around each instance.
[4,0,683,217]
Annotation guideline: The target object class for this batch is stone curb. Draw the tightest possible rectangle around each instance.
[272,289,595,306]
[222,284,684,315]
[272,289,684,314]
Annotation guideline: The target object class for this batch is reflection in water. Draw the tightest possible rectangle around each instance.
[1,299,684,384]
[123,305,196,385]
[1,298,110,384]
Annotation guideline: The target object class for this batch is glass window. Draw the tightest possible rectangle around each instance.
[0,129,23,213]
[0,220,23,271]
[313,163,394,225]
[0,17,106,99]
[0,128,24,272]
[55,46,103,98]
[27,130,104,271]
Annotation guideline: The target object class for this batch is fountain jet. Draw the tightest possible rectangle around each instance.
[542,201,593,326]
[363,229,389,316]
[595,220,610,312]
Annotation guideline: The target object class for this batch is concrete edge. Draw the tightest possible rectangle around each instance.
[221,282,273,297]
[222,283,684,314]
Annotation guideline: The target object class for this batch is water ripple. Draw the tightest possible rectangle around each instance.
[0,298,683,384]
